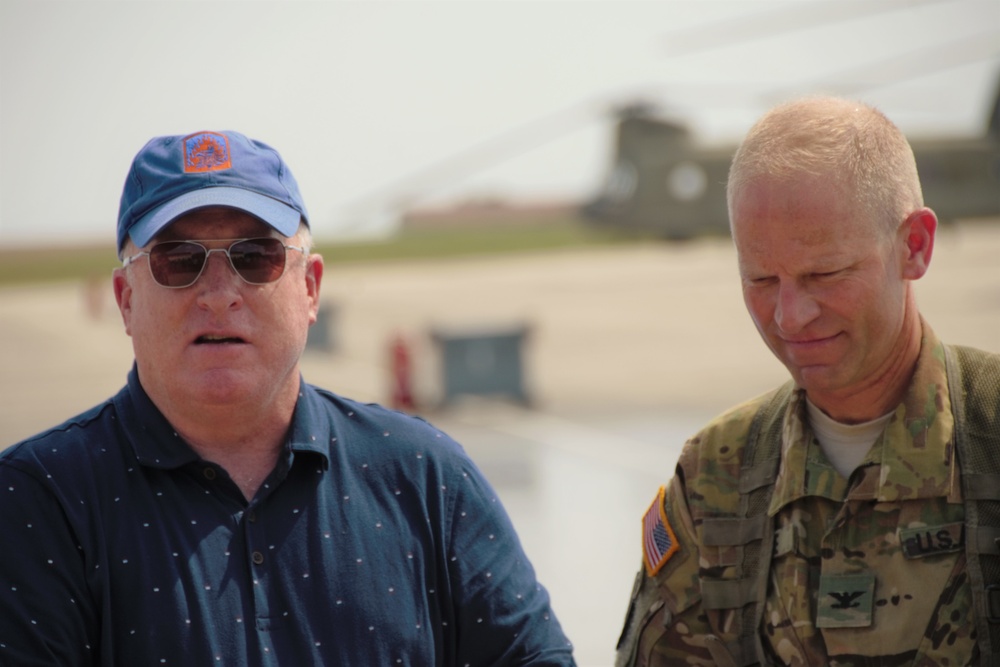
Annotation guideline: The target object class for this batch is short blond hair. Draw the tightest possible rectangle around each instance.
[727,96,923,236]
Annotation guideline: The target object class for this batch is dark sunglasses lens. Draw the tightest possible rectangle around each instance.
[229,238,287,284]
[149,242,207,287]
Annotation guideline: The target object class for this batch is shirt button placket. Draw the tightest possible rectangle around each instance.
[246,504,271,633]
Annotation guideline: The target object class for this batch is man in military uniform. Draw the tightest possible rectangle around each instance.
[615,97,1000,665]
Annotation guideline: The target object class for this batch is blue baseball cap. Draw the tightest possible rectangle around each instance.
[117,131,309,253]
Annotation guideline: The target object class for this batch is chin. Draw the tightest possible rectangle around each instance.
[796,370,852,399]
[188,370,260,403]
[787,363,826,390]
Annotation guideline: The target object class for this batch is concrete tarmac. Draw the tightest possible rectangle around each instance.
[3,220,999,665]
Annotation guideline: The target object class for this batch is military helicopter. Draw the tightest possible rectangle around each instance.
[581,69,1000,239]
[338,3,999,240]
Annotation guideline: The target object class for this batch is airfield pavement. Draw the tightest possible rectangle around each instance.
[2,218,1000,665]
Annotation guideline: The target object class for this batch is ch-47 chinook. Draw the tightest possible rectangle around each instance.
[582,76,1000,239]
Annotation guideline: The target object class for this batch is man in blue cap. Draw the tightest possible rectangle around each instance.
[0,131,575,665]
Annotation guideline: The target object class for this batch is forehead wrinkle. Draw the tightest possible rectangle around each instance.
[733,173,880,279]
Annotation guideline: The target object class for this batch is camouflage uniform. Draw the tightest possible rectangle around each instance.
[616,324,981,666]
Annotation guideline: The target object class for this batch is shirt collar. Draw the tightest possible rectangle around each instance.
[286,381,333,469]
[116,365,331,471]
[769,321,958,513]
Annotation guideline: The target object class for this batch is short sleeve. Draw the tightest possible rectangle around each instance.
[445,461,575,666]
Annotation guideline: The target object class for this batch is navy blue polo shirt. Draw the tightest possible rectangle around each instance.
[0,367,575,666]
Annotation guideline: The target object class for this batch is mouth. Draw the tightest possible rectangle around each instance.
[780,330,840,346]
[778,332,842,366]
[195,334,247,345]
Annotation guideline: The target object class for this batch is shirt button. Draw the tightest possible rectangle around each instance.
[203,467,217,481]
[247,511,257,523]
[252,551,265,565]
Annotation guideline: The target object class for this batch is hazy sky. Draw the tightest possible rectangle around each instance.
[2,0,998,246]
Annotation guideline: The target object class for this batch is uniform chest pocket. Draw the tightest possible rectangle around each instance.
[699,514,770,571]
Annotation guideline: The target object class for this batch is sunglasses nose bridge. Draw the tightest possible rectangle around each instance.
[199,246,240,281]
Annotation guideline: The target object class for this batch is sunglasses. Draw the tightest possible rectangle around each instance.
[122,237,307,288]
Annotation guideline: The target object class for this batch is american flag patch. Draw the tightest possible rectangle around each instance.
[642,485,679,576]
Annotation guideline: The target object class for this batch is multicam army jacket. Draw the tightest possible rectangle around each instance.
[617,326,982,666]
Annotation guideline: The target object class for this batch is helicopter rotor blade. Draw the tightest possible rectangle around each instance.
[759,32,1000,106]
[660,0,956,57]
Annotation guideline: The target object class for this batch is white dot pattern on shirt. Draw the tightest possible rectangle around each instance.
[0,417,558,661]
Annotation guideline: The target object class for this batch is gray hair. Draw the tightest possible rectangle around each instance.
[294,220,312,253]
[727,96,923,236]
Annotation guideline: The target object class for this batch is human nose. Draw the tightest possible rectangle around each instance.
[774,281,819,334]
[195,249,243,309]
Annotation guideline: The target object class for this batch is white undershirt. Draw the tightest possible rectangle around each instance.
[806,399,894,478]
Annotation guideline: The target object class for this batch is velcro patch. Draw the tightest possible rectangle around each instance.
[816,572,875,628]
[642,485,680,576]
[899,523,964,559]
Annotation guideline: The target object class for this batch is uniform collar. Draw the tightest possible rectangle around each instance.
[769,322,958,514]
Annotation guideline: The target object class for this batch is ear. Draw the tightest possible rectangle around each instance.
[304,254,324,325]
[112,267,135,336]
[899,207,936,281]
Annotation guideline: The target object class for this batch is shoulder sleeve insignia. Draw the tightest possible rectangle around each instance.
[642,485,680,576]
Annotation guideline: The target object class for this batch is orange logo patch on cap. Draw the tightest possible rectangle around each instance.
[183,132,231,173]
